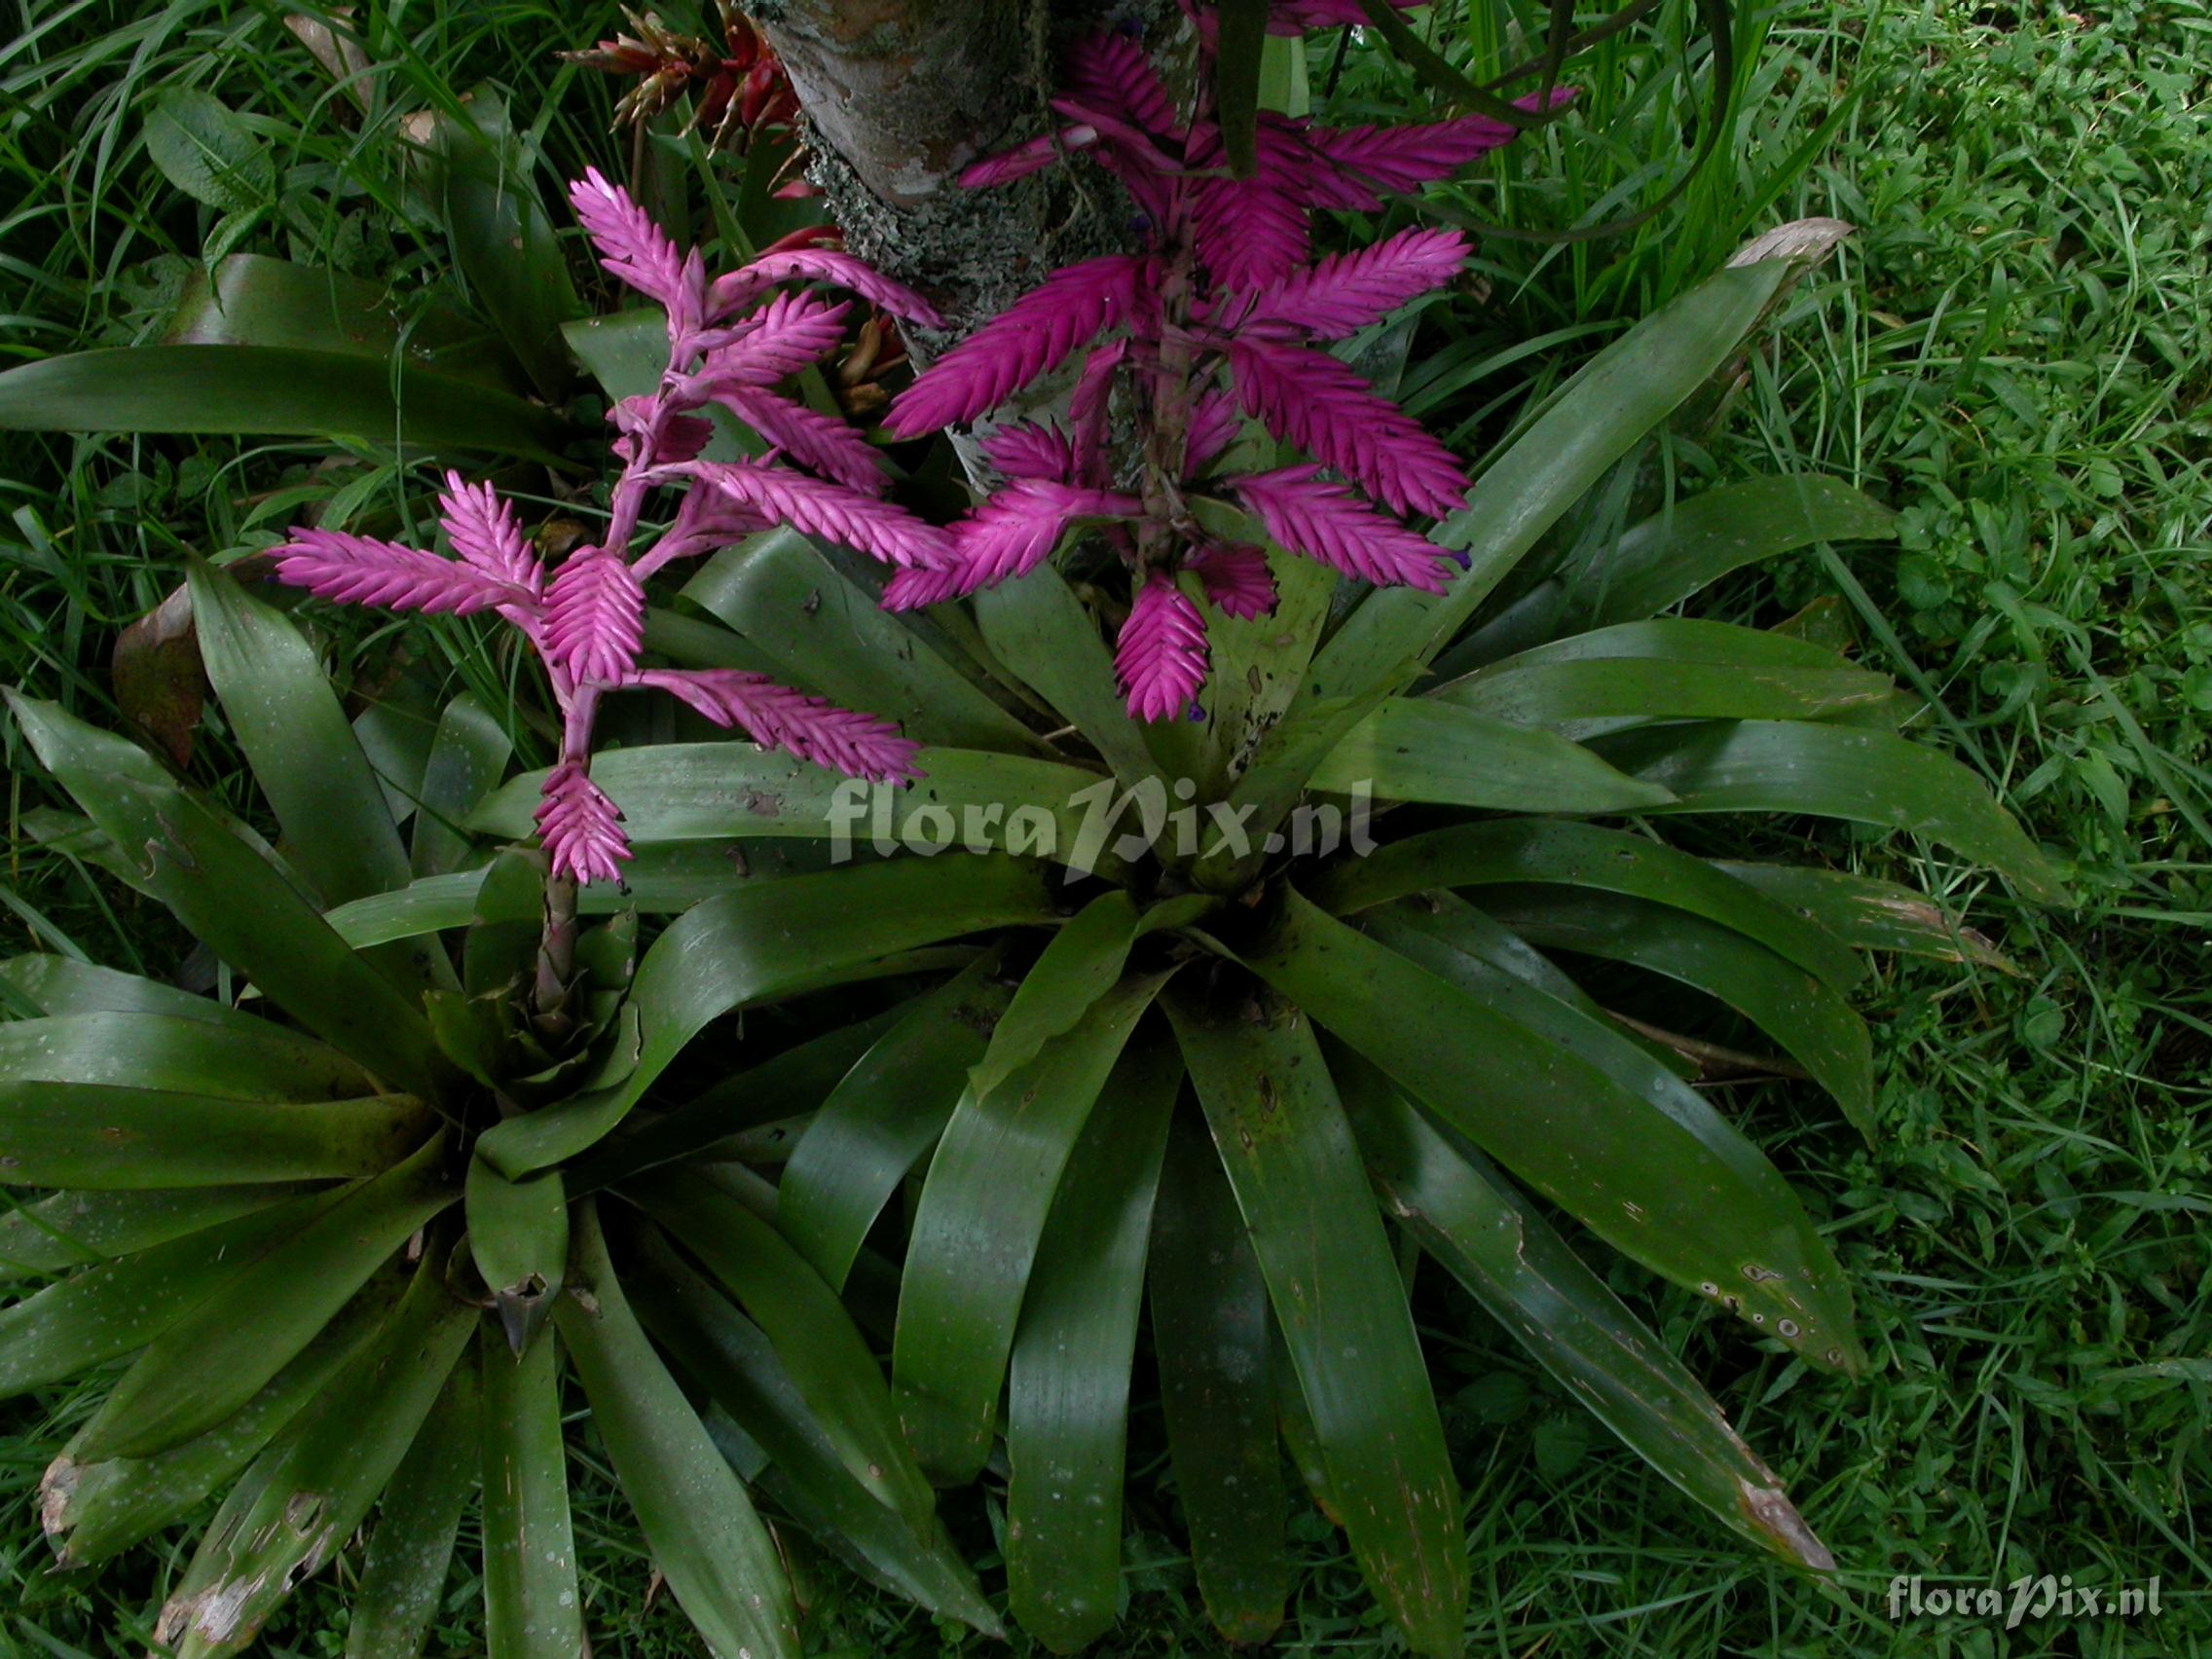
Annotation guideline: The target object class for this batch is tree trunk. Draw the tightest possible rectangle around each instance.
[753,0,1164,345]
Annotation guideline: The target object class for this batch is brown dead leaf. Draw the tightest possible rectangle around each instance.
[112,584,203,769]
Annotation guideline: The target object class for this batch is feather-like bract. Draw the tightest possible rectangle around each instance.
[1230,335,1470,517]
[1241,227,1467,339]
[886,481,1140,609]
[1115,573,1210,720]
[535,762,631,886]
[542,547,646,685]
[883,256,1156,436]
[1186,540,1277,619]
[272,529,529,617]
[636,670,921,783]
[1232,467,1452,592]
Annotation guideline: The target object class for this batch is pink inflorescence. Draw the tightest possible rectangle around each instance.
[272,169,944,884]
[880,3,1567,720]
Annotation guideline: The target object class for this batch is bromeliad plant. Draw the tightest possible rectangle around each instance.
[490,17,2053,1659]
[0,7,2069,1659]
[0,187,1033,1659]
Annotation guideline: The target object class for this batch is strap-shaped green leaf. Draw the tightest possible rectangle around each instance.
[478,855,1053,1178]
[1583,475,1898,629]
[1335,1056,1834,1571]
[0,1183,313,1281]
[682,529,1047,755]
[324,841,854,948]
[1214,0,1269,176]
[579,1004,908,1193]
[0,1086,430,1189]
[1170,994,1467,1659]
[1440,645,1900,730]
[1588,719,2068,903]
[7,695,448,1098]
[1248,892,1862,1373]
[626,1230,1001,1635]
[155,1249,474,1658]
[187,560,415,911]
[1316,818,1863,991]
[1477,887,1877,1136]
[479,1319,584,1659]
[972,891,1213,1104]
[79,1134,455,1460]
[470,742,1105,862]
[1305,263,1792,704]
[349,1361,479,1659]
[1710,861,2019,973]
[1147,1111,1285,1646]
[1006,1034,1179,1652]
[0,954,262,1029]
[42,1265,404,1567]
[0,346,571,461]
[411,692,513,878]
[894,975,1172,1483]
[558,1202,802,1659]
[626,1166,936,1531]
[976,565,1160,785]
[415,90,582,402]
[779,954,1014,1290]
[0,1186,345,1397]
[466,1159,568,1356]
[1310,697,1677,812]
[0,1010,376,1100]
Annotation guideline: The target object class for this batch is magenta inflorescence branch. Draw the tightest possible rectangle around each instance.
[880,2,1566,721]
[272,169,953,903]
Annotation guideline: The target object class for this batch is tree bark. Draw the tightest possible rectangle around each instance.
[753,0,1164,344]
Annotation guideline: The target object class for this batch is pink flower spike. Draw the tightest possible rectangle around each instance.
[688,459,954,569]
[1243,228,1469,340]
[684,293,853,393]
[944,480,1142,597]
[1230,335,1471,518]
[1230,466,1452,593]
[272,528,534,617]
[437,472,540,594]
[714,387,890,495]
[1182,388,1243,476]
[570,168,686,308]
[1187,540,1277,620]
[1307,92,1571,198]
[1115,572,1209,722]
[959,129,1088,189]
[707,248,943,329]
[881,564,974,611]
[536,762,631,886]
[1268,0,1423,27]
[634,669,922,784]
[883,254,1156,437]
[1188,117,1314,293]
[981,421,1080,484]
[1063,29,1180,138]
[542,546,645,684]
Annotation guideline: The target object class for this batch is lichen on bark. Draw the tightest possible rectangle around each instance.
[754,0,1178,345]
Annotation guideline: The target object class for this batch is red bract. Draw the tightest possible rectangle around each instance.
[270,171,933,884]
[889,7,1556,719]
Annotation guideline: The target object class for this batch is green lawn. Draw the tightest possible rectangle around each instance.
[1,2,2205,1654]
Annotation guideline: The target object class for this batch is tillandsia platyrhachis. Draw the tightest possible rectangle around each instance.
[271,169,947,1015]
[877,8,1569,721]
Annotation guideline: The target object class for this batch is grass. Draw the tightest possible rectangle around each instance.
[2,0,2208,1654]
